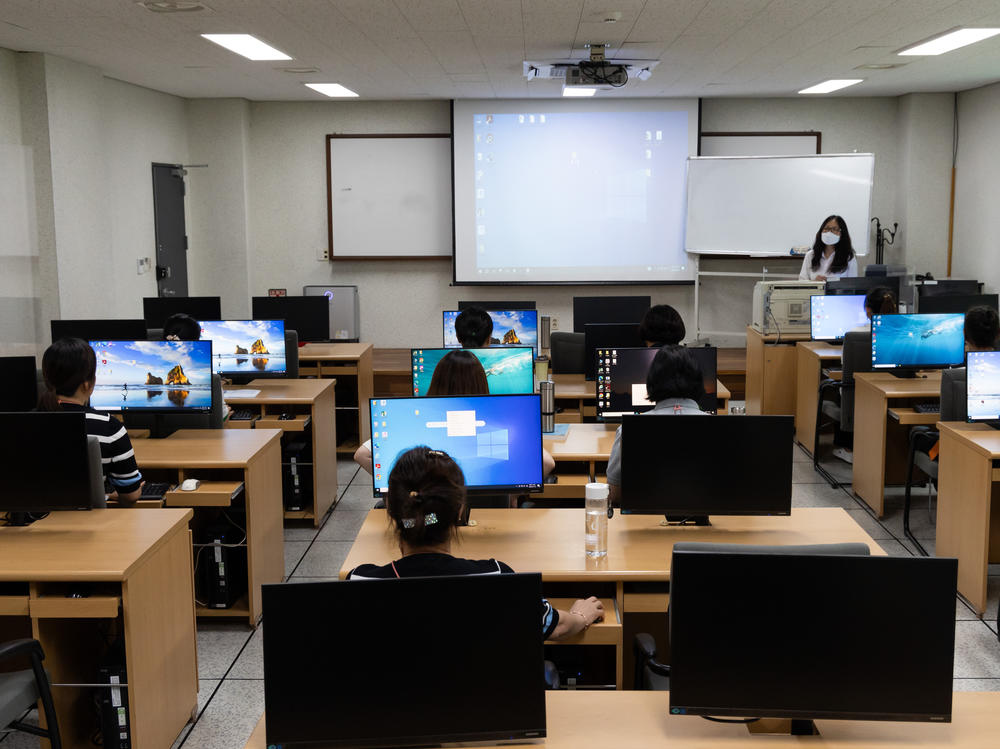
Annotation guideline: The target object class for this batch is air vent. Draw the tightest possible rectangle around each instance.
[138,1,207,12]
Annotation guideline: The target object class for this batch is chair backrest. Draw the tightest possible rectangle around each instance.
[839,330,872,432]
[550,331,585,374]
[940,366,968,422]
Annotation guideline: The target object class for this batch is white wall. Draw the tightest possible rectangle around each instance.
[953,81,1000,293]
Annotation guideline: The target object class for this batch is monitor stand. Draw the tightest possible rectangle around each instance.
[747,718,819,736]
[661,515,710,526]
[2,512,34,527]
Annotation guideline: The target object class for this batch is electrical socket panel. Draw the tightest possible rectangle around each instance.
[550,317,559,330]
[136,257,151,275]
[317,246,329,261]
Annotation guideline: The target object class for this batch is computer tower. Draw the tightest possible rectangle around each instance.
[98,662,130,748]
[281,439,312,512]
[303,285,360,341]
[200,522,248,609]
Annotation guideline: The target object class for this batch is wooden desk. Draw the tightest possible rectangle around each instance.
[852,371,942,517]
[0,509,197,749]
[937,422,1000,615]
[372,347,412,397]
[248,688,1000,749]
[133,429,284,625]
[223,379,337,526]
[745,326,809,416]
[794,341,843,449]
[298,342,373,454]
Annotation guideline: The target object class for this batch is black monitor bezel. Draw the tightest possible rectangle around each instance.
[917,293,999,315]
[0,356,40,412]
[251,296,330,342]
[915,279,982,298]
[572,295,651,333]
[595,346,718,420]
[142,297,222,329]
[50,318,148,343]
[966,350,1000,424]
[457,300,537,310]
[441,309,539,353]
[409,346,535,397]
[809,294,867,341]
[824,276,900,298]
[583,322,644,381]
[870,313,966,373]
[197,319,288,379]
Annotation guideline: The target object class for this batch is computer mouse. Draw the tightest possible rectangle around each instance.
[180,478,201,491]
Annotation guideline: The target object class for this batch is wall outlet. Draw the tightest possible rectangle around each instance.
[317,245,329,261]
[550,317,558,330]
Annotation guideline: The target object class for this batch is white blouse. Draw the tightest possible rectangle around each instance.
[799,249,858,281]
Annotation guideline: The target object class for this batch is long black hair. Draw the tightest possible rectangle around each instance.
[811,215,855,274]
[38,337,96,411]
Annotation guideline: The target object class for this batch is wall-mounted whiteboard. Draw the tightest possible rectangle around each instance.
[326,134,452,259]
[685,153,873,256]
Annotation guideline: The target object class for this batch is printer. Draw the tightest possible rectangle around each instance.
[751,280,826,337]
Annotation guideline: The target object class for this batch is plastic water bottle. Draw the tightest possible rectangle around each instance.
[585,482,609,558]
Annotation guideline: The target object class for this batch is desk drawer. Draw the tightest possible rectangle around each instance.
[0,596,30,616]
[30,596,121,619]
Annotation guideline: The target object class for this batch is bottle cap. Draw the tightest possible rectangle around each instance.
[585,482,609,500]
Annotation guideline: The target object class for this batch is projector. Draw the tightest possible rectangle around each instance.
[565,63,628,89]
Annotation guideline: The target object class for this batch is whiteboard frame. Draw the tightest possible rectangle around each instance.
[326,133,453,261]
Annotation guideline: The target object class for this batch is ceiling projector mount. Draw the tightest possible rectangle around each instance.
[524,43,657,90]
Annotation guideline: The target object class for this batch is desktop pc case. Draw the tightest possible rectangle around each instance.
[751,281,825,336]
[303,285,360,341]
[199,522,248,609]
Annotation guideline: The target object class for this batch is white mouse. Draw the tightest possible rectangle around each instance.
[180,478,201,492]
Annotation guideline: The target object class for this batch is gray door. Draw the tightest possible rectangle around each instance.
[152,163,189,297]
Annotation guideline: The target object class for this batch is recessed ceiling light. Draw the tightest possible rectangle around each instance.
[798,79,864,94]
[138,1,207,11]
[855,63,906,70]
[563,87,597,97]
[278,66,321,74]
[304,83,359,98]
[898,27,1000,56]
[201,34,291,61]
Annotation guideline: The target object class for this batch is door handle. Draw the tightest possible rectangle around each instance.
[155,265,171,280]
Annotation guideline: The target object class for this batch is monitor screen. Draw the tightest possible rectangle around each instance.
[198,320,287,376]
[142,297,221,329]
[573,296,651,333]
[51,318,148,343]
[0,356,39,412]
[620,414,792,516]
[967,350,1000,423]
[596,347,717,419]
[88,340,213,412]
[917,293,999,315]
[871,313,965,370]
[457,300,536,310]
[0,412,93,513]
[442,309,539,353]
[583,323,644,380]
[810,294,868,341]
[411,347,534,397]
[262,574,546,749]
[825,276,900,299]
[369,394,543,496]
[916,279,982,297]
[669,551,956,723]
[251,296,330,342]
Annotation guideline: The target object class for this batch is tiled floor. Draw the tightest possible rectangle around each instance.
[4,450,999,749]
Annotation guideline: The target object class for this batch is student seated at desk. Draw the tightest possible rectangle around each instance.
[849,286,899,334]
[354,351,555,476]
[347,446,603,640]
[798,215,859,281]
[455,306,492,348]
[606,346,707,505]
[36,338,143,504]
[163,313,201,341]
[965,305,1000,352]
[639,304,685,347]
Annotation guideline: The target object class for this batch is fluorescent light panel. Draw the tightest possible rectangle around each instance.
[201,34,291,61]
[898,28,1000,56]
[562,87,596,97]
[798,79,863,94]
[305,83,359,98]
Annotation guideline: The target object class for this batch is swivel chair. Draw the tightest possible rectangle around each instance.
[0,639,62,748]
[814,330,871,486]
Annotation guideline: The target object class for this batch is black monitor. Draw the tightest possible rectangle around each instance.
[458,300,536,310]
[620,414,792,521]
[0,356,39,412]
[88,340,213,413]
[251,296,329,342]
[0,412,95,517]
[262,574,546,749]
[596,347,717,419]
[916,279,982,297]
[871,313,965,374]
[443,309,539,353]
[50,318,148,343]
[142,297,221,329]
[966,350,1000,424]
[411,347,534,396]
[572,295,651,333]
[197,320,287,378]
[825,276,900,299]
[669,550,956,728]
[809,294,868,341]
[583,323,643,380]
[917,293,999,315]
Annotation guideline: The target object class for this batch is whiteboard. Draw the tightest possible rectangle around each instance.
[700,133,819,157]
[327,135,452,259]
[685,153,873,256]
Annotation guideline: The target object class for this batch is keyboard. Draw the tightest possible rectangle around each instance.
[913,403,940,414]
[139,482,172,500]
[229,408,257,421]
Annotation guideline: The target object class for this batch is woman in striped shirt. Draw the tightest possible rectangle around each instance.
[38,338,143,503]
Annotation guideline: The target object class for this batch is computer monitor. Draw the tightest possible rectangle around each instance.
[917,293,999,315]
[669,550,956,727]
[262,574,546,749]
[369,394,544,497]
[572,295,651,333]
[50,318,148,343]
[410,347,534,397]
[871,313,965,373]
[252,296,330,342]
[825,276,900,299]
[0,412,95,516]
[442,309,539,353]
[0,356,39,412]
[810,294,868,341]
[916,279,982,297]
[457,300,536,311]
[583,323,644,381]
[88,340,213,413]
[596,347,717,419]
[197,320,287,377]
[966,350,1000,424]
[142,297,221,329]
[620,414,792,520]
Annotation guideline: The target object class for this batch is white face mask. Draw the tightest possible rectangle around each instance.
[821,231,840,246]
